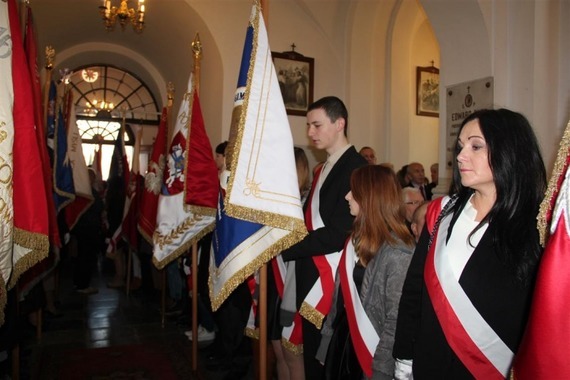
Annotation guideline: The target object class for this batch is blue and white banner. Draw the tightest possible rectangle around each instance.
[209,1,307,311]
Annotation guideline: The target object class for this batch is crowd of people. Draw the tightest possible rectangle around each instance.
[3,94,548,380]
[207,99,546,380]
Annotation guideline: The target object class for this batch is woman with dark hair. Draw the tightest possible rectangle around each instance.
[317,165,415,379]
[393,109,547,379]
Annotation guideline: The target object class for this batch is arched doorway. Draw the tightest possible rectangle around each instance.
[66,64,160,178]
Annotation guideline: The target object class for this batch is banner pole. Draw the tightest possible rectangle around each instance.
[259,2,269,380]
[190,32,203,373]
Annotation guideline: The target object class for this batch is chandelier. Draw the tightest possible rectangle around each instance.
[99,0,145,33]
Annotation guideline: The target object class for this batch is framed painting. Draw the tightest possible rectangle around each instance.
[416,66,440,117]
[272,51,314,116]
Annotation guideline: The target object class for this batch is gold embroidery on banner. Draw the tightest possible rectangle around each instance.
[8,227,50,290]
[224,2,259,210]
[225,202,306,234]
[152,214,215,270]
[538,120,570,246]
[209,229,305,311]
[299,301,325,329]
[281,338,303,355]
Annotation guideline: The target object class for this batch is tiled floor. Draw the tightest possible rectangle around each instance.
[6,253,256,380]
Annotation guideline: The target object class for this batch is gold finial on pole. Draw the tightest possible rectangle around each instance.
[191,33,202,96]
[45,46,55,70]
[166,81,175,108]
[43,46,56,133]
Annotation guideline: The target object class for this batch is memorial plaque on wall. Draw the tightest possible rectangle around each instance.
[445,77,494,170]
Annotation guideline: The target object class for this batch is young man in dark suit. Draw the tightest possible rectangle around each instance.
[281,96,367,378]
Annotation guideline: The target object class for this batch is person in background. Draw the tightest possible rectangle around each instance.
[281,96,367,378]
[316,165,414,379]
[406,162,432,200]
[215,141,228,177]
[359,146,377,165]
[396,165,409,188]
[72,168,104,294]
[429,163,438,187]
[410,201,430,243]
[402,187,424,233]
[393,109,547,379]
[426,163,439,196]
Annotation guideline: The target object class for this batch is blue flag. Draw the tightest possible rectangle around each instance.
[51,82,75,212]
[209,1,307,311]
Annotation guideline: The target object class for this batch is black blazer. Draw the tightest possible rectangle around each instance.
[281,146,367,308]
[406,182,433,201]
[393,205,534,379]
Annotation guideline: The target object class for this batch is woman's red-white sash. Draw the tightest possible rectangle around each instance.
[339,239,380,378]
[299,166,342,329]
[424,198,513,379]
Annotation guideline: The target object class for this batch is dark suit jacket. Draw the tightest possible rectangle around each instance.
[406,182,433,201]
[281,146,367,308]
[393,200,534,379]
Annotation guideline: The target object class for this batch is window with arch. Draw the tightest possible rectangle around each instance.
[67,64,160,179]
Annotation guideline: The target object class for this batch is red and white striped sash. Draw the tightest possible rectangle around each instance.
[281,312,304,355]
[339,239,380,378]
[299,166,342,329]
[424,198,513,379]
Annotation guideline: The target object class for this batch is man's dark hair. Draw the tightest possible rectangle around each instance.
[308,96,348,136]
[216,141,228,155]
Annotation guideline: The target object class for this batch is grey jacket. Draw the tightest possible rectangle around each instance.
[317,238,414,380]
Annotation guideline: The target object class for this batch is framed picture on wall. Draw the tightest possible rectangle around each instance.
[272,50,314,116]
[416,66,440,117]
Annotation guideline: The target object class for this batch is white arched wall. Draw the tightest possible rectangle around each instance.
[348,0,491,189]
[347,0,440,172]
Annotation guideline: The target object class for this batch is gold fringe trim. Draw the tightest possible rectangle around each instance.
[224,2,259,210]
[245,326,259,339]
[299,301,325,330]
[225,202,307,236]
[0,275,6,327]
[281,337,303,355]
[186,204,216,217]
[8,227,49,290]
[209,229,306,311]
[537,120,570,246]
[152,221,215,270]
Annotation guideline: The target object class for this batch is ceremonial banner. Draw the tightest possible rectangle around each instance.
[108,123,130,191]
[0,0,16,325]
[513,121,570,379]
[51,83,75,212]
[138,108,168,244]
[153,75,218,269]
[108,126,143,253]
[17,4,62,298]
[64,92,94,230]
[8,0,49,292]
[105,125,129,253]
[209,1,307,311]
[24,5,60,248]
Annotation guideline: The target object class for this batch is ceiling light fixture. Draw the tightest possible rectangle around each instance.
[99,0,145,33]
